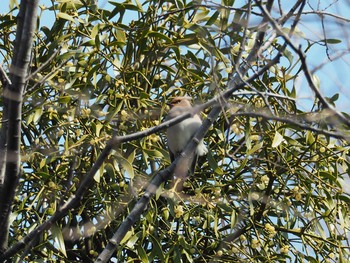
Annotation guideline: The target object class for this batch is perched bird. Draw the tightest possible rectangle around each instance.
[165,96,208,176]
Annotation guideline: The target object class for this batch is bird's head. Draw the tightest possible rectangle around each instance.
[168,96,193,108]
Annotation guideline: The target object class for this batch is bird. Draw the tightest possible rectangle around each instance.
[165,96,208,177]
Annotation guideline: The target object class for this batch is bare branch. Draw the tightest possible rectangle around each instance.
[301,10,350,23]
[231,107,348,140]
[0,64,11,87]
[25,47,61,82]
[256,0,350,128]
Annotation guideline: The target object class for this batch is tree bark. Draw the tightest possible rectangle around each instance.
[0,0,39,253]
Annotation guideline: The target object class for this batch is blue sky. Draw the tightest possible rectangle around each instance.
[295,1,350,112]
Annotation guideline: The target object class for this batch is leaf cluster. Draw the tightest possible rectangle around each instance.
[0,0,349,262]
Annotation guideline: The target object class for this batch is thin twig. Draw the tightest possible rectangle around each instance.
[231,108,348,141]
[256,0,350,128]
[0,64,11,87]
[301,10,350,23]
[25,47,61,82]
[26,57,72,94]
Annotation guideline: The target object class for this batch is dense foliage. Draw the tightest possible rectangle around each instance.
[0,0,349,262]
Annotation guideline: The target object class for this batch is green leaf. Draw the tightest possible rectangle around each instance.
[339,194,350,203]
[289,85,296,98]
[182,249,194,262]
[230,210,237,229]
[306,131,315,145]
[109,1,143,13]
[94,122,104,137]
[116,28,126,43]
[52,224,67,257]
[236,156,248,175]
[91,24,99,39]
[57,12,75,23]
[272,131,284,148]
[213,211,219,237]
[155,183,164,200]
[126,231,140,249]
[193,8,209,23]
[223,0,235,5]
[319,38,341,44]
[81,39,95,46]
[282,48,294,65]
[143,149,164,158]
[33,108,43,124]
[95,34,101,50]
[9,0,18,10]
[328,93,339,103]
[304,256,318,263]
[105,163,116,180]
[64,135,69,152]
[36,171,51,180]
[120,229,134,245]
[206,11,219,26]
[137,245,149,262]
[175,34,198,46]
[39,158,46,169]
[319,171,336,182]
[149,234,165,261]
[94,163,104,183]
[186,50,200,66]
[147,31,173,44]
[173,245,182,263]
[58,95,71,104]
[207,151,223,175]
[118,154,134,180]
[248,141,263,155]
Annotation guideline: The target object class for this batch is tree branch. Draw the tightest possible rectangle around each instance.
[0,64,11,87]
[0,102,212,260]
[231,108,348,140]
[301,10,350,23]
[0,0,39,253]
[25,47,61,82]
[256,0,350,128]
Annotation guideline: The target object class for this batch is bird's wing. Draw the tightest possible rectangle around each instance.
[189,154,198,175]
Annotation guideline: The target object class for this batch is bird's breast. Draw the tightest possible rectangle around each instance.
[167,117,202,153]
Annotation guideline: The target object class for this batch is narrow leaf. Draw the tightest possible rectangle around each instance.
[272,131,284,148]
[52,224,67,257]
[57,12,75,23]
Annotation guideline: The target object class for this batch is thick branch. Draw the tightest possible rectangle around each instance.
[0,0,39,253]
